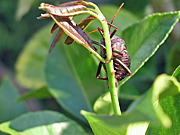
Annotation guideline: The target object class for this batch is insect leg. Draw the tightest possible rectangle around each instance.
[97,27,105,39]
[92,40,106,50]
[103,19,118,38]
[108,23,118,38]
[96,61,108,80]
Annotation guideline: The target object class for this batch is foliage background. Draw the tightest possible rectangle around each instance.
[0,0,180,134]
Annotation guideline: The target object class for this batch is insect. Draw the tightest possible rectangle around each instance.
[90,3,131,85]
[39,1,131,85]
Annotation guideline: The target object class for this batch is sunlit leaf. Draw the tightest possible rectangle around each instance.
[44,5,140,121]
[93,93,114,115]
[15,23,52,89]
[119,11,180,86]
[45,39,108,121]
[172,65,180,82]
[0,111,86,135]
[81,74,180,135]
[16,0,38,20]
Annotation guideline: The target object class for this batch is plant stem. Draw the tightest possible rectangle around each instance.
[81,2,122,115]
[100,19,121,115]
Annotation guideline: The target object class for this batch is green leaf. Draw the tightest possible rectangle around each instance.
[0,111,86,135]
[44,5,139,120]
[16,86,52,102]
[120,11,180,86]
[147,94,180,134]
[0,78,28,123]
[81,74,180,135]
[93,81,140,115]
[16,4,134,90]
[0,121,26,135]
[16,0,38,20]
[45,37,108,121]
[172,65,180,82]
[93,93,114,115]
[146,73,180,134]
[15,23,52,89]
[166,42,180,74]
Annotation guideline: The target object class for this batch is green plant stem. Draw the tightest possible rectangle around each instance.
[81,2,122,115]
[101,20,121,115]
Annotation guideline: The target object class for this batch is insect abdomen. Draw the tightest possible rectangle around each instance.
[114,50,130,81]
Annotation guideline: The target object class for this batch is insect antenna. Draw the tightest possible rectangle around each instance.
[109,3,124,31]
[87,3,124,36]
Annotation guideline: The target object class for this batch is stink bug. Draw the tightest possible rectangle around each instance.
[90,3,131,85]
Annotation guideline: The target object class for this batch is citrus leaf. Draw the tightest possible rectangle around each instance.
[0,78,28,123]
[44,5,139,121]
[147,94,180,134]
[92,11,180,115]
[15,23,52,89]
[166,42,180,74]
[81,74,180,135]
[146,73,180,134]
[172,65,180,82]
[16,0,38,20]
[45,39,108,121]
[119,11,180,86]
[93,93,114,115]
[16,86,52,102]
[0,121,26,135]
[0,111,86,135]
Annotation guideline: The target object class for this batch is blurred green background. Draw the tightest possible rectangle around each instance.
[0,0,179,112]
